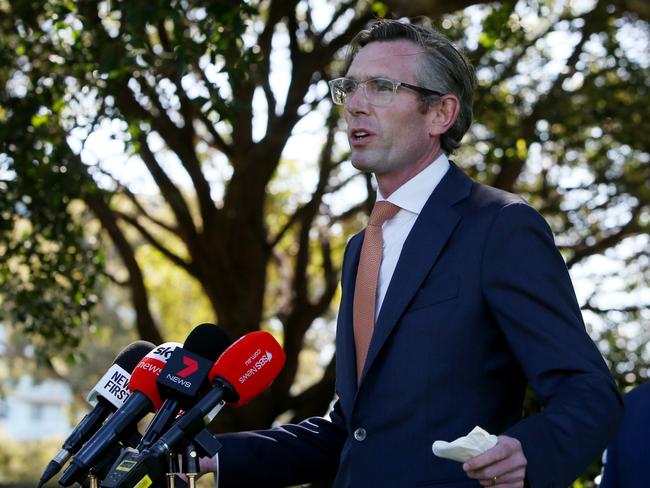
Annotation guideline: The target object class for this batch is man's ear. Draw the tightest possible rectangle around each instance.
[429,95,460,137]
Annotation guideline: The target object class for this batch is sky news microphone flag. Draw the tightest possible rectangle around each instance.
[115,331,285,488]
[58,342,182,486]
[137,323,232,450]
[37,340,155,488]
[100,324,232,488]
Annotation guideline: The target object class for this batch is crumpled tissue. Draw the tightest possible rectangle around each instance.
[432,426,498,462]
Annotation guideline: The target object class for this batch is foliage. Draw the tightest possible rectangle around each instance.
[0,87,103,361]
[0,0,373,433]
[0,435,63,487]
[0,1,648,486]
[445,0,650,393]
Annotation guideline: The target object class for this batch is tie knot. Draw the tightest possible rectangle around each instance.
[368,201,400,227]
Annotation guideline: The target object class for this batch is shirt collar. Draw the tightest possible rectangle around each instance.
[376,153,450,215]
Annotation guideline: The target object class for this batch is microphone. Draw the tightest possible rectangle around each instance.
[37,341,155,488]
[114,331,286,487]
[208,330,286,407]
[58,341,182,486]
[138,323,232,450]
[99,324,232,488]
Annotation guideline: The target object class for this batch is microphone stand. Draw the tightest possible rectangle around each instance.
[167,451,179,488]
[88,474,99,488]
[183,442,199,488]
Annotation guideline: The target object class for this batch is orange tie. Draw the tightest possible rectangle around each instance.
[353,201,400,381]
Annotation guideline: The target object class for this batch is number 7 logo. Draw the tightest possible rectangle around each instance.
[177,356,199,378]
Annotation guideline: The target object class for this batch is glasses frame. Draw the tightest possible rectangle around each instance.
[328,77,445,107]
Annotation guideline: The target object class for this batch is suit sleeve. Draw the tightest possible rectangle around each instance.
[480,202,623,488]
[599,444,619,488]
[214,399,347,487]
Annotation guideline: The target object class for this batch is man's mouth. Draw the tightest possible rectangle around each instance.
[351,129,371,141]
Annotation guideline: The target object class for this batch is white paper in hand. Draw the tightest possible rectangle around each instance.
[432,426,498,462]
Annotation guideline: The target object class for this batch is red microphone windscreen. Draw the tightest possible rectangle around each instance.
[208,331,285,407]
[128,342,181,411]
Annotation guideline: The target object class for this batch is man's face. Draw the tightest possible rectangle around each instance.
[344,40,441,195]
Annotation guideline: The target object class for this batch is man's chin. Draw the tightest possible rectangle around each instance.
[350,157,376,173]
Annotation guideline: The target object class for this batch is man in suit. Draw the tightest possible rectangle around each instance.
[195,19,622,487]
[599,382,650,487]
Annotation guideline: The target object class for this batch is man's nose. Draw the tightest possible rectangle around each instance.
[345,86,370,115]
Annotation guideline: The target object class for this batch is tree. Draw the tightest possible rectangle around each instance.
[1,0,376,433]
[1,1,648,482]
[448,0,650,400]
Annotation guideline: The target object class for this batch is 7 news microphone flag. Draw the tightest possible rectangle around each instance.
[139,323,232,450]
[100,324,232,487]
[112,331,286,488]
[58,342,182,486]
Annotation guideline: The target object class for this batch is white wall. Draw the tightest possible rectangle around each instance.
[0,376,73,441]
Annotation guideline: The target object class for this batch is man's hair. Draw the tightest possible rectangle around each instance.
[347,19,476,154]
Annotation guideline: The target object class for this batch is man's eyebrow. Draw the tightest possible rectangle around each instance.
[344,74,391,80]
[358,51,427,59]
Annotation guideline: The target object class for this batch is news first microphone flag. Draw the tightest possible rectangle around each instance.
[58,342,182,486]
[101,324,232,487]
[37,340,156,488]
[86,355,134,407]
[113,331,286,488]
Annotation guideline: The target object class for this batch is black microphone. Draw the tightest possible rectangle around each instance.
[99,324,231,488]
[36,341,155,488]
[58,341,182,486]
[115,331,286,488]
[138,323,232,449]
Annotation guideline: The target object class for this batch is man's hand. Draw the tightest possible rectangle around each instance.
[463,435,527,487]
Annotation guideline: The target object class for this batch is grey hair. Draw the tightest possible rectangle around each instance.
[346,19,476,154]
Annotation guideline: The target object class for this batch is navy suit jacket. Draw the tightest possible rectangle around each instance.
[216,163,622,487]
[599,382,650,487]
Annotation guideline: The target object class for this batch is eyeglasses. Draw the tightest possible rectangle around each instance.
[328,77,444,107]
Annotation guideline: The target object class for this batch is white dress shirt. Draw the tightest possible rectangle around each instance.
[374,153,450,319]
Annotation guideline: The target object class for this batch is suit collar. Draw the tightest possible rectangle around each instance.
[378,153,450,215]
[336,163,473,403]
[358,162,472,385]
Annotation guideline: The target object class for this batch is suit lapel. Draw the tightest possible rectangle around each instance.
[358,163,472,384]
[336,232,364,406]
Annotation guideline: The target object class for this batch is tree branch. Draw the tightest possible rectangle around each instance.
[565,205,642,268]
[119,185,181,237]
[287,354,337,421]
[135,132,200,244]
[64,148,164,345]
[492,4,605,191]
[114,210,197,276]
